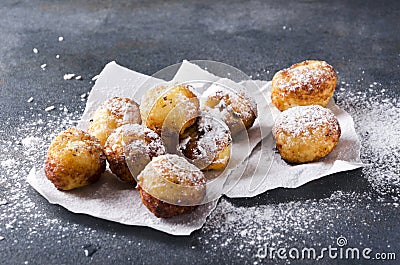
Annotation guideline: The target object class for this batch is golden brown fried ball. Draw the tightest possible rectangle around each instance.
[201,84,257,135]
[179,114,231,171]
[137,154,206,218]
[104,124,166,185]
[140,84,199,135]
[272,105,341,163]
[44,127,106,190]
[271,60,337,111]
[87,97,141,146]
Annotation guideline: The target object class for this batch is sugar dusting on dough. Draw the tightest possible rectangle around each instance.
[273,105,340,138]
[119,124,166,157]
[179,115,231,165]
[274,60,335,92]
[151,154,206,186]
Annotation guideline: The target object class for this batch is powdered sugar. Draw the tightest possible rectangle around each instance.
[179,114,231,169]
[98,96,141,125]
[150,154,206,186]
[273,105,340,138]
[21,136,41,148]
[63,73,75,80]
[1,158,15,168]
[113,123,166,158]
[198,191,394,261]
[274,60,336,92]
[337,82,400,201]
[201,84,256,121]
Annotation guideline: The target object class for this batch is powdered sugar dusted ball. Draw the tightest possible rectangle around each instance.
[273,105,341,163]
[104,124,165,185]
[44,127,106,190]
[179,114,232,171]
[87,97,141,146]
[271,60,337,111]
[201,84,257,136]
[137,154,206,218]
[140,84,199,135]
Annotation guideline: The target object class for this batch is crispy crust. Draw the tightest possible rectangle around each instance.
[105,154,134,184]
[139,187,197,218]
[44,128,106,190]
[44,154,105,190]
[271,60,337,111]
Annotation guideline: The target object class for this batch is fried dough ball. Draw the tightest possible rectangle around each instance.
[179,114,232,171]
[271,60,337,111]
[272,105,341,163]
[104,124,166,185]
[87,97,141,146]
[44,127,106,190]
[201,84,257,135]
[137,154,206,218]
[140,84,199,135]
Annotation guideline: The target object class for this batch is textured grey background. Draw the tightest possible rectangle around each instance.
[0,1,399,264]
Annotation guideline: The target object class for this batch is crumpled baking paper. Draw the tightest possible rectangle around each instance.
[27,60,363,235]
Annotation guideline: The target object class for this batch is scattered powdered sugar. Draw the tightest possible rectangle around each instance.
[21,136,41,148]
[0,106,105,252]
[1,158,16,168]
[198,191,395,261]
[337,82,400,200]
[44,106,55,112]
[63,73,76,80]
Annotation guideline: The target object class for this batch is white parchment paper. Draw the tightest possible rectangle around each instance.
[27,61,363,235]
